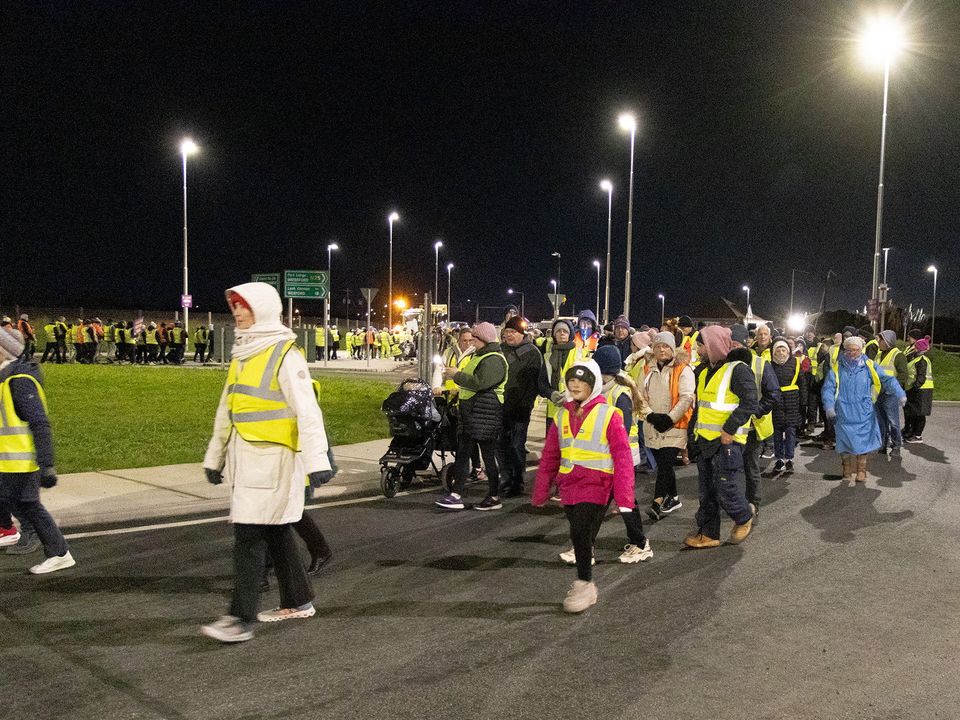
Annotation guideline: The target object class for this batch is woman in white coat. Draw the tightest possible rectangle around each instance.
[201,282,333,643]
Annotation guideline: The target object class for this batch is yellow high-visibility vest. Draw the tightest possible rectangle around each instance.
[315,328,326,347]
[604,384,640,461]
[0,374,47,473]
[878,346,901,374]
[443,348,474,393]
[830,357,882,403]
[908,355,934,390]
[748,354,774,440]
[806,344,819,373]
[694,361,750,445]
[145,329,159,345]
[226,340,299,450]
[544,340,577,420]
[457,351,507,403]
[779,358,801,392]
[557,402,615,475]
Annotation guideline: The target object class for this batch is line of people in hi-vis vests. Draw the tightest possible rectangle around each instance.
[313,324,417,362]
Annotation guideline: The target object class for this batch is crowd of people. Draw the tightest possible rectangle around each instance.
[426,308,937,613]
[313,324,416,362]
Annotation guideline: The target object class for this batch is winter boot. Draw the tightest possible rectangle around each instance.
[855,454,868,483]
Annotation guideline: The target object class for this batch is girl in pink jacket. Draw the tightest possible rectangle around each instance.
[532,359,649,613]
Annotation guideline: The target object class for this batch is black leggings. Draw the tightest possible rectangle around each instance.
[652,446,680,500]
[452,435,499,497]
[565,502,607,581]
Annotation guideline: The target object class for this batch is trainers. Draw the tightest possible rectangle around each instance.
[683,533,721,549]
[890,447,901,458]
[728,504,756,545]
[784,460,794,473]
[201,615,254,643]
[435,493,465,510]
[474,496,502,511]
[760,447,775,459]
[660,496,682,514]
[906,435,923,443]
[773,459,785,472]
[257,603,316,623]
[550,493,562,502]
[562,579,598,613]
[6,532,41,555]
[0,526,20,547]
[558,548,595,565]
[646,500,664,522]
[618,540,653,564]
[29,551,76,575]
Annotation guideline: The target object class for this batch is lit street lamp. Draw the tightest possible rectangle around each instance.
[179,138,198,338]
[433,240,443,303]
[742,285,751,316]
[324,242,338,367]
[446,262,454,320]
[507,288,525,319]
[618,112,637,318]
[550,279,558,320]
[551,251,561,313]
[657,293,665,328]
[599,179,613,324]
[880,246,892,331]
[388,211,399,328]
[592,260,601,319]
[927,265,938,345]
[858,12,906,329]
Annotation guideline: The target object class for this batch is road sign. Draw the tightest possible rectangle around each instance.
[252,273,281,292]
[284,270,329,299]
[360,288,379,304]
[181,294,193,308]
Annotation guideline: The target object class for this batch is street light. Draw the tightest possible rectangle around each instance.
[742,285,751,315]
[324,242,338,367]
[599,179,613,324]
[592,260,601,319]
[507,288,525,318]
[927,265,938,345]
[618,112,637,318]
[388,211,399,327]
[879,246,892,331]
[446,262,454,320]
[551,251,561,313]
[858,12,906,330]
[433,240,443,303]
[179,137,198,338]
[657,293,665,328]
[550,279,558,320]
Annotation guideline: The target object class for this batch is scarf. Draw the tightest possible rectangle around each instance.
[231,323,296,361]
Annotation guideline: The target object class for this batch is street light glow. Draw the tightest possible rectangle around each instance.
[388,211,399,222]
[787,313,807,334]
[618,113,636,132]
[858,13,905,66]
[742,285,749,292]
[592,260,601,268]
[550,279,557,288]
[657,293,664,300]
[434,240,443,250]
[927,265,937,273]
[599,179,612,192]
[180,138,198,156]
[447,262,454,270]
[327,242,339,251]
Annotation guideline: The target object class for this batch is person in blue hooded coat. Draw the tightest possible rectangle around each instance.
[821,335,905,483]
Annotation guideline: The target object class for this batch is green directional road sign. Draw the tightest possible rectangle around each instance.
[284,269,329,299]
[251,273,281,292]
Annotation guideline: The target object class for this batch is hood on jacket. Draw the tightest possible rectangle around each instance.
[227,282,284,329]
[727,347,754,365]
[576,309,598,332]
[564,358,603,404]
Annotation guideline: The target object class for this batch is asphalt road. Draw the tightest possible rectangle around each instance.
[4,407,959,720]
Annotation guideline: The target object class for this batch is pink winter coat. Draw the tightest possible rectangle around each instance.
[532,395,635,508]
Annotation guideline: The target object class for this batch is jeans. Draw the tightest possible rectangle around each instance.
[773,425,796,460]
[0,473,68,557]
[694,442,752,540]
[876,393,903,450]
[743,432,762,507]
[565,502,607,581]
[496,420,529,493]
[230,523,315,624]
[651,446,680,500]
[452,434,499,497]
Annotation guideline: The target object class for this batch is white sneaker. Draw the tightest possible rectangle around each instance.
[201,615,254,643]
[0,529,21,547]
[618,540,654,564]
[562,579,598,613]
[29,551,76,575]
[558,548,594,565]
[257,603,316,623]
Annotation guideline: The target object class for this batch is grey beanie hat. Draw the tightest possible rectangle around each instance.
[0,328,25,361]
[730,324,750,346]
[880,329,897,346]
[652,331,676,350]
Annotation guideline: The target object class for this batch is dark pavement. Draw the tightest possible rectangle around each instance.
[4,407,959,720]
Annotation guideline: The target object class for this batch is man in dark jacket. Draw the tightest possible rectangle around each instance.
[497,317,543,497]
[685,325,759,549]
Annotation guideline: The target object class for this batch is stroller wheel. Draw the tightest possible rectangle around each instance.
[439,462,455,493]
[381,467,401,498]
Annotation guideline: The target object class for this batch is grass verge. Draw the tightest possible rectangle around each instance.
[930,349,960,401]
[40,365,393,473]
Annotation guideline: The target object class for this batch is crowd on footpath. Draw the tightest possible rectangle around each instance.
[10,314,215,365]
[0,284,939,640]
[312,324,418,362]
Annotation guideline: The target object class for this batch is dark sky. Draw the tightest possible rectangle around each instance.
[4,0,959,324]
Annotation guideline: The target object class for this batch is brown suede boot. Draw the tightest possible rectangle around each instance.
[855,454,868,483]
[841,455,854,479]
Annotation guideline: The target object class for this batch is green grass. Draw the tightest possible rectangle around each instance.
[930,349,960,401]
[40,365,393,473]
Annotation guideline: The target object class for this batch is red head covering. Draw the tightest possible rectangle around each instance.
[226,290,252,311]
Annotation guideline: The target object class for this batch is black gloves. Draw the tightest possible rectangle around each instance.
[646,413,675,433]
[204,467,223,485]
[39,467,58,488]
[308,470,334,487]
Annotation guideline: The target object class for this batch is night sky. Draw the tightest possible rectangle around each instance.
[4,1,959,324]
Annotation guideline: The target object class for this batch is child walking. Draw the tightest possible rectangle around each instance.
[532,358,649,613]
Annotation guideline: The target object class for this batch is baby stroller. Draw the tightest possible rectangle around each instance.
[379,379,457,497]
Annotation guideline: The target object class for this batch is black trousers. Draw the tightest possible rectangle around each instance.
[496,420,529,493]
[452,434,499,497]
[0,473,68,558]
[903,414,926,438]
[652,446,680,500]
[743,432,762,507]
[565,502,607,581]
[230,523,315,624]
[194,344,207,362]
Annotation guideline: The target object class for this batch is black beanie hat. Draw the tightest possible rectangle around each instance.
[565,364,596,389]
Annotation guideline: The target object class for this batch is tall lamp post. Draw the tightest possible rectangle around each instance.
[324,242,338,367]
[551,251,561,314]
[592,260,601,318]
[446,262,454,320]
[507,288,525,318]
[618,113,637,318]
[858,13,905,330]
[550,279,558,320]
[388,211,399,328]
[433,240,443,302]
[599,179,613,324]
[179,138,198,337]
[879,246,892,331]
[657,293,665,328]
[927,265,938,345]
[742,285,751,316]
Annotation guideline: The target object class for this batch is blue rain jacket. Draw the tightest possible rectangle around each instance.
[822,355,905,455]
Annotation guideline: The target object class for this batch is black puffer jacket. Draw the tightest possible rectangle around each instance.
[770,357,808,428]
[454,343,508,442]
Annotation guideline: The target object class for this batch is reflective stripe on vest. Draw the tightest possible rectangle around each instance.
[457,351,507,403]
[780,358,800,392]
[879,346,901,373]
[908,355,934,390]
[145,330,159,345]
[443,348,473,393]
[226,340,298,450]
[557,403,615,474]
[0,374,47,473]
[695,361,749,444]
[831,357,882,403]
[807,345,819,372]
[748,354,774,440]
